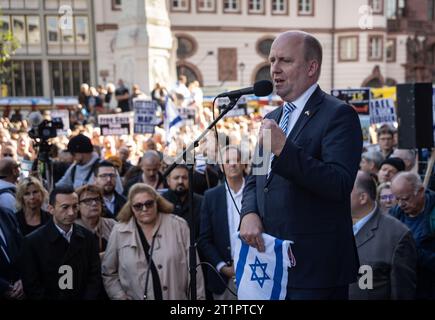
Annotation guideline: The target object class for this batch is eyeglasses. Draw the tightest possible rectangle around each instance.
[97,173,117,180]
[80,197,101,206]
[132,200,155,211]
[380,194,395,201]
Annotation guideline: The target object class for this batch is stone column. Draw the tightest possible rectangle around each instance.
[114,0,175,94]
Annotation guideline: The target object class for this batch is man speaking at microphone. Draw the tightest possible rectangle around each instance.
[240,31,363,300]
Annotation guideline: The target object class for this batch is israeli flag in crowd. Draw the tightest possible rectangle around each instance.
[164,97,183,142]
[234,232,296,300]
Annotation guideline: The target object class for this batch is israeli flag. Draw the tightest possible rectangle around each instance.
[234,232,296,300]
[164,97,183,142]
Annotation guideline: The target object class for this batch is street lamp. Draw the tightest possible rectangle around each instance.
[239,62,246,86]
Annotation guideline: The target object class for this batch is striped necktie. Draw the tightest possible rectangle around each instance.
[0,230,10,264]
[268,102,297,175]
[278,102,297,136]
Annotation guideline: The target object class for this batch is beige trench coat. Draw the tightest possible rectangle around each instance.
[101,213,205,300]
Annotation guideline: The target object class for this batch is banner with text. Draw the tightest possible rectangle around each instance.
[50,109,70,134]
[133,99,160,134]
[331,88,371,115]
[369,98,396,125]
[98,112,133,136]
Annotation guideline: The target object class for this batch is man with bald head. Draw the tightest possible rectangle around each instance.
[123,150,165,196]
[0,158,20,210]
[240,30,362,299]
[390,172,435,299]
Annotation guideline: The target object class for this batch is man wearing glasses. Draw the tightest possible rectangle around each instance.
[19,185,102,300]
[391,172,435,299]
[94,161,126,220]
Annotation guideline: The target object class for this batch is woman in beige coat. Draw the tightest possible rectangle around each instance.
[101,183,205,300]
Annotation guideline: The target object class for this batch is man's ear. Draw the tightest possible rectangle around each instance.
[47,204,55,216]
[360,192,368,205]
[307,60,319,78]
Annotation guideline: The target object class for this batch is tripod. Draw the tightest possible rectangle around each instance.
[32,139,54,193]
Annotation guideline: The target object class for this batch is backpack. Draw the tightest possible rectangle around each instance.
[0,187,16,197]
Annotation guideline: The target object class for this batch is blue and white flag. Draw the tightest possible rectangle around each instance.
[234,232,296,300]
[164,97,183,143]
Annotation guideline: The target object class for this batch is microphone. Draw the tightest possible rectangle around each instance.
[216,80,273,99]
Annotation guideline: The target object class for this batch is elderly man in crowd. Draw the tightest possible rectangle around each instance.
[390,172,435,299]
[349,171,417,300]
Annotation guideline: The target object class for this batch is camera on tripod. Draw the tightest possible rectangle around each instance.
[28,118,64,141]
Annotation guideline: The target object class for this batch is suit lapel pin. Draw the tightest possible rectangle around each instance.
[305,111,310,116]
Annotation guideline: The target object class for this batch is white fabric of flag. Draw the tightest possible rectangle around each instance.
[234,232,295,300]
[164,97,183,142]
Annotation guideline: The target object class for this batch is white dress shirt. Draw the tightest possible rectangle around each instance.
[54,223,74,243]
[216,179,245,272]
[353,204,377,235]
[282,83,319,137]
[104,194,115,215]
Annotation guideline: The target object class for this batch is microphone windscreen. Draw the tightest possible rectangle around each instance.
[253,80,273,97]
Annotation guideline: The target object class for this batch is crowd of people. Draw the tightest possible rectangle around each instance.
[1,30,435,301]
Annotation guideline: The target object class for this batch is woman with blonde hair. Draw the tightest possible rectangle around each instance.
[75,184,116,254]
[15,177,50,236]
[102,183,205,300]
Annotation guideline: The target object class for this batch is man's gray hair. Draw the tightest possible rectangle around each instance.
[142,150,160,163]
[392,149,417,169]
[392,171,423,194]
[361,150,384,170]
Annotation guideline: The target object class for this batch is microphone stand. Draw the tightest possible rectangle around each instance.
[163,95,240,300]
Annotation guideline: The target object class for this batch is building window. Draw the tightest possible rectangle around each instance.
[171,0,190,12]
[272,0,288,15]
[218,48,237,81]
[4,60,43,96]
[339,36,358,62]
[256,37,275,58]
[254,64,272,82]
[112,0,122,10]
[49,60,89,96]
[176,63,202,85]
[223,0,241,13]
[368,35,383,61]
[298,0,314,16]
[46,15,90,55]
[44,0,88,10]
[4,15,42,55]
[176,34,197,59]
[386,38,396,62]
[386,0,405,18]
[197,0,215,12]
[1,0,39,9]
[369,0,384,14]
[248,0,265,14]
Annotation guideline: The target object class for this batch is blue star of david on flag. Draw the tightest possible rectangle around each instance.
[249,256,270,288]
[234,232,296,300]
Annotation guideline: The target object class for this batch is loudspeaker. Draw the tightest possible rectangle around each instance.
[396,83,434,149]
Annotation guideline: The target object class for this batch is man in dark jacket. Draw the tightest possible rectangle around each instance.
[349,171,417,300]
[162,164,202,240]
[94,161,126,219]
[391,171,435,299]
[0,207,24,299]
[19,185,102,300]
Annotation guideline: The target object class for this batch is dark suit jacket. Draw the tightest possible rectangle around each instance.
[241,86,363,289]
[198,184,232,294]
[0,208,22,296]
[103,192,126,220]
[349,208,417,300]
[162,189,202,240]
[19,220,102,300]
